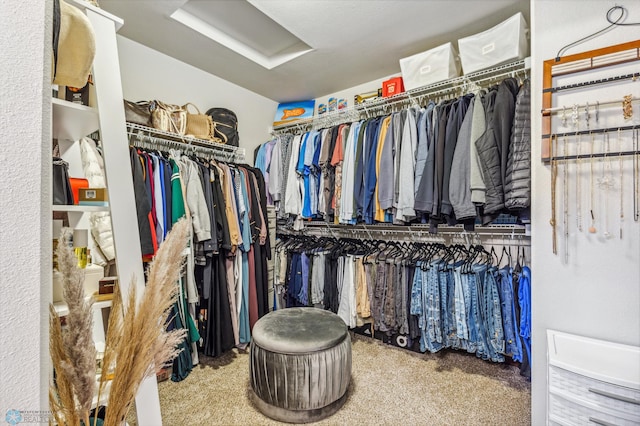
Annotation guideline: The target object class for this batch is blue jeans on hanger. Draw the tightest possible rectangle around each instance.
[498,266,523,362]
[484,267,505,363]
[472,264,490,360]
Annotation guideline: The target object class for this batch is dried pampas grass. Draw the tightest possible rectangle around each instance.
[50,229,96,426]
[50,218,190,426]
[102,218,189,426]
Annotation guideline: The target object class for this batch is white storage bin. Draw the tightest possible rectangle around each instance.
[399,42,461,90]
[458,12,529,74]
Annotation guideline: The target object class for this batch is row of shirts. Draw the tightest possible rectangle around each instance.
[256,78,531,230]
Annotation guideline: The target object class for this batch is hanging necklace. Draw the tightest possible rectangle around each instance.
[563,135,569,262]
[598,131,615,239]
[576,104,587,232]
[588,132,597,233]
[618,128,624,239]
[550,134,558,254]
[634,129,639,222]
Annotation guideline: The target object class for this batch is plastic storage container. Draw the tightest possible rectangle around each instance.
[400,42,461,90]
[458,12,529,74]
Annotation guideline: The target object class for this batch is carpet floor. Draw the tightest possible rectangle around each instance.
[130,333,531,425]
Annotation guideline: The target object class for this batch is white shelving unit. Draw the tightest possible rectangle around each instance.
[52,98,99,141]
[51,1,162,424]
[53,298,113,317]
[52,205,110,213]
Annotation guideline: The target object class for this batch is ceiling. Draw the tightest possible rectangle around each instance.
[99,0,530,103]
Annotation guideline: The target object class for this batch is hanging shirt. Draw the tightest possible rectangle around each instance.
[284,135,302,215]
[363,118,382,224]
[374,116,392,222]
[396,108,419,222]
[317,129,332,217]
[339,122,360,223]
[268,138,282,205]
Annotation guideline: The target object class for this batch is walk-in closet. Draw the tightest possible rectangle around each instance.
[1,1,638,425]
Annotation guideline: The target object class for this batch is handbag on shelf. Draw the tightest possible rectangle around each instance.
[183,102,217,141]
[123,100,153,127]
[205,107,239,146]
[150,100,187,135]
[52,157,74,205]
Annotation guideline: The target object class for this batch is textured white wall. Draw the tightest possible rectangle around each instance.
[116,36,278,162]
[530,1,640,423]
[0,0,51,416]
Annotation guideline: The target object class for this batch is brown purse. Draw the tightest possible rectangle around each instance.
[150,100,187,135]
[183,103,214,140]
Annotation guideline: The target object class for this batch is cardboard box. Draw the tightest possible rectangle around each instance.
[458,12,529,74]
[400,42,461,90]
[156,367,171,382]
[99,276,117,294]
[79,187,108,202]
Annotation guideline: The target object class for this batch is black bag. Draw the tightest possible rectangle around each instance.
[52,0,60,79]
[53,157,74,205]
[205,107,239,146]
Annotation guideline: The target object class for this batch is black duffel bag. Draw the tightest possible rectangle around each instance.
[206,107,239,147]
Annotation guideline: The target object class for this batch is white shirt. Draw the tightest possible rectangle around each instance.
[284,135,302,215]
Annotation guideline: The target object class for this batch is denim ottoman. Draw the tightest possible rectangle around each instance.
[249,307,351,423]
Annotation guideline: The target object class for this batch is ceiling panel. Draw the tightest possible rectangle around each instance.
[99,0,530,102]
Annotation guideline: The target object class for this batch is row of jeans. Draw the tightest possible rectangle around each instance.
[274,235,531,376]
[411,260,531,369]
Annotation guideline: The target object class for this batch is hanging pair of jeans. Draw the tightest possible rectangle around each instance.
[483,267,505,362]
[497,266,523,362]
[471,264,490,360]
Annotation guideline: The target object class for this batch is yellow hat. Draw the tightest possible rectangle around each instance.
[52,0,96,88]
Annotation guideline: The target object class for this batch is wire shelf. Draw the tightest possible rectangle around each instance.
[273,58,531,134]
[127,122,245,162]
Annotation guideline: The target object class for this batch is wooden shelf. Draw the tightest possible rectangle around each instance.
[52,98,99,141]
[52,204,109,213]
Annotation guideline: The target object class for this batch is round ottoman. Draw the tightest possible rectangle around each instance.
[249,307,351,423]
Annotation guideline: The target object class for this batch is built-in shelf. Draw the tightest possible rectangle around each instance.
[52,98,99,141]
[52,204,110,213]
[53,298,112,317]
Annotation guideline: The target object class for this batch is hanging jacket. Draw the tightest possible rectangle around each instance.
[449,98,477,221]
[475,78,518,222]
[130,147,156,256]
[441,94,473,224]
[79,137,114,266]
[504,79,531,211]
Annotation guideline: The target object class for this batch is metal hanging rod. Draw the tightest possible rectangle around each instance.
[549,150,639,162]
[272,58,531,135]
[287,222,529,237]
[541,96,639,114]
[279,226,530,246]
[542,124,639,140]
[542,72,639,94]
[126,122,245,162]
